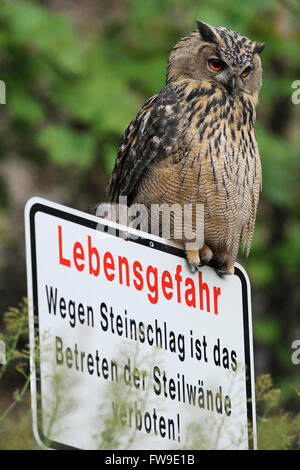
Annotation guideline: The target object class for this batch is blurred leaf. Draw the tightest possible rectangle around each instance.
[36,125,96,167]
[1,0,83,73]
[9,90,44,124]
[254,318,280,343]
[102,142,118,175]
[246,258,275,286]
[257,414,295,450]
[256,125,298,208]
[275,224,300,270]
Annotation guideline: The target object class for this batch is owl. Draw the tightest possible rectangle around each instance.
[107,21,265,274]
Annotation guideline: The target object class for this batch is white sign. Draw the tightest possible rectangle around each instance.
[25,197,256,450]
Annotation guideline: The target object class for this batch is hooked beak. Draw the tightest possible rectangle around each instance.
[226,76,236,94]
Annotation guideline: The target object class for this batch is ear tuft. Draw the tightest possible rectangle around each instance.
[196,20,217,44]
[254,42,266,55]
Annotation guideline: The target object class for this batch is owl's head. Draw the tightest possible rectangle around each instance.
[167,21,265,103]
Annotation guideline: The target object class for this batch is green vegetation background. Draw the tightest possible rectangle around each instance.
[0,0,299,449]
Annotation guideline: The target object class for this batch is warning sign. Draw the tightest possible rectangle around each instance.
[25,197,256,450]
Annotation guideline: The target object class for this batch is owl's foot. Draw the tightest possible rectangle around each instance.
[199,244,213,264]
[186,249,202,273]
[217,264,235,275]
[210,251,235,275]
[185,244,213,273]
[213,250,234,274]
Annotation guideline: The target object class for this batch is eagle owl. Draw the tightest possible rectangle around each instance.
[107,21,265,274]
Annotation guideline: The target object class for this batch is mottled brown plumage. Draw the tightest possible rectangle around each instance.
[107,21,265,274]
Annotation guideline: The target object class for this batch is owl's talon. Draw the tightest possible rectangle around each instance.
[188,261,204,274]
[185,249,201,274]
[124,232,131,241]
[217,264,235,275]
[199,244,213,265]
[189,264,196,274]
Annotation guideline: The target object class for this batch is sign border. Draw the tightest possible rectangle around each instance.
[25,197,257,450]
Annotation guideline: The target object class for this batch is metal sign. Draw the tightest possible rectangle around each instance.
[25,197,256,450]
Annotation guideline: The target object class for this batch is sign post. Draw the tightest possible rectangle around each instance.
[25,197,256,450]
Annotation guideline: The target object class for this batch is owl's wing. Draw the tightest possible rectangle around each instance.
[107,84,183,203]
[240,158,262,256]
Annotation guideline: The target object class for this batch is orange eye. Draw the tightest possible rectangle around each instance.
[241,66,251,78]
[208,58,224,72]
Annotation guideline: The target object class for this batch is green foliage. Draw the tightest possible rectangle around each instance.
[36,125,96,167]
[0,299,35,450]
[256,374,281,412]
[0,298,29,378]
[254,318,281,344]
[256,374,300,450]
